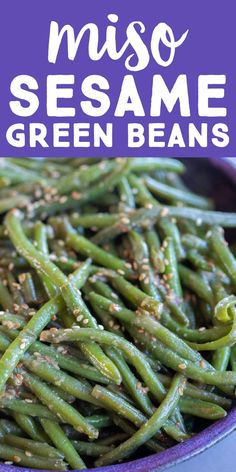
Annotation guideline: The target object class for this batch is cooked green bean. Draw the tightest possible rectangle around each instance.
[145,176,213,210]
[209,227,236,287]
[65,222,133,277]
[0,157,235,469]
[0,326,110,384]
[128,230,160,298]
[95,374,185,466]
[12,413,48,443]
[40,419,86,469]
[87,292,202,363]
[72,439,112,456]
[91,385,188,442]
[2,434,63,459]
[5,210,121,385]
[93,206,236,243]
[0,419,22,437]
[163,237,183,299]
[0,443,67,469]
[131,157,185,174]
[111,415,165,453]
[22,370,98,439]
[117,176,136,209]
[40,327,173,403]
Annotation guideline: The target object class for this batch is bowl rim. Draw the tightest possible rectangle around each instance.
[0,158,236,472]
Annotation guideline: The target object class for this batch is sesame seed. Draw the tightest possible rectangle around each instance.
[160,207,169,217]
[120,217,130,225]
[25,451,32,457]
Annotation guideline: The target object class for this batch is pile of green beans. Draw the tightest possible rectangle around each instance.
[0,156,235,469]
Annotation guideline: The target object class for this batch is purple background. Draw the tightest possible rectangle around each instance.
[0,0,235,157]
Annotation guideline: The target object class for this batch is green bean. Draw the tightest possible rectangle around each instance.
[230,345,236,371]
[96,433,128,447]
[31,158,131,218]
[85,285,124,336]
[2,434,63,459]
[209,227,236,287]
[131,157,185,174]
[65,223,133,277]
[23,355,100,407]
[188,296,236,350]
[156,373,231,409]
[39,323,187,440]
[158,217,185,260]
[128,173,158,208]
[128,230,160,299]
[0,160,47,184]
[144,229,165,273]
[0,420,22,437]
[88,292,202,363]
[163,237,183,299]
[158,285,189,326]
[34,221,57,297]
[85,415,112,429]
[70,212,117,229]
[159,311,230,342]
[117,176,135,209]
[182,233,209,253]
[0,196,29,214]
[109,274,163,318]
[0,280,14,311]
[12,413,48,443]
[7,158,42,170]
[7,272,25,306]
[40,419,86,469]
[105,346,154,416]
[92,385,148,427]
[0,443,67,469]
[212,347,231,372]
[1,398,59,421]
[0,326,110,385]
[72,439,111,457]
[89,278,124,306]
[111,416,165,453]
[5,210,121,385]
[186,249,212,271]
[92,206,236,244]
[22,370,98,439]
[19,272,38,305]
[55,160,115,194]
[145,176,213,209]
[40,327,168,403]
[91,385,187,442]
[177,397,226,420]
[179,265,214,305]
[0,296,62,392]
[95,374,185,466]
[133,328,236,387]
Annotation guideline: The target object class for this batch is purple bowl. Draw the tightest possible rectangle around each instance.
[0,158,236,472]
